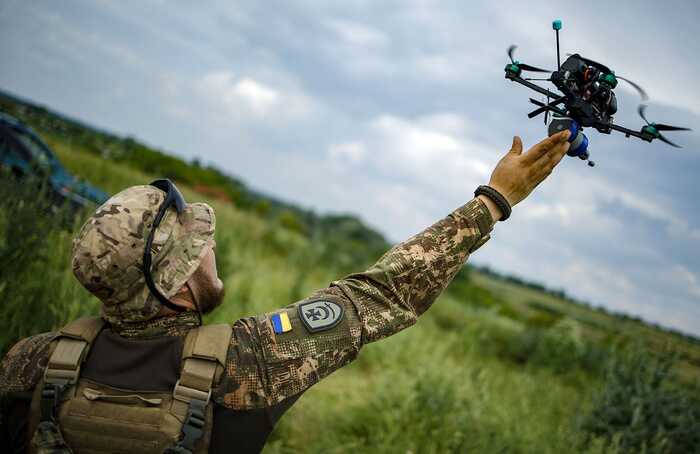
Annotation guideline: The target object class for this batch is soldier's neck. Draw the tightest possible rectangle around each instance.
[109,311,202,339]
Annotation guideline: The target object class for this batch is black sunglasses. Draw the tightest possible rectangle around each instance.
[144,179,187,313]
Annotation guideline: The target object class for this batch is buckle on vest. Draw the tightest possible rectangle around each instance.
[170,385,209,453]
[173,379,212,405]
[40,382,67,422]
[45,367,80,384]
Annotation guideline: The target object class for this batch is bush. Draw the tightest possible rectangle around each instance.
[580,349,700,453]
[473,318,610,376]
[333,372,473,453]
[448,272,503,309]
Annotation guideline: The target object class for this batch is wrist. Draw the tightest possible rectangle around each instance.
[474,185,512,221]
[487,183,514,206]
[477,194,502,223]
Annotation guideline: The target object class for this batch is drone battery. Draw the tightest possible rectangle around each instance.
[547,115,574,138]
[548,115,588,158]
[572,134,589,159]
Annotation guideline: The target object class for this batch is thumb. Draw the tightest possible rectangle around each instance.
[508,135,523,156]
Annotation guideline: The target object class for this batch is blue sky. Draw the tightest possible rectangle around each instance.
[1,0,698,335]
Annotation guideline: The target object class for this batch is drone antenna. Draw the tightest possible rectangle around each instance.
[552,19,562,71]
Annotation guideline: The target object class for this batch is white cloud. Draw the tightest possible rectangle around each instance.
[320,11,485,82]
[670,265,700,298]
[519,201,573,224]
[328,141,366,163]
[326,19,389,49]
[593,178,700,242]
[369,114,492,184]
[420,113,469,136]
[195,70,315,120]
[233,78,280,116]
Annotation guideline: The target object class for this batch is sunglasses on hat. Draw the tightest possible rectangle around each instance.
[143,179,187,313]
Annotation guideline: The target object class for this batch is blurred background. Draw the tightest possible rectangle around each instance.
[1,1,698,452]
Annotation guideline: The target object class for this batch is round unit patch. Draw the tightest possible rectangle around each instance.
[298,300,344,333]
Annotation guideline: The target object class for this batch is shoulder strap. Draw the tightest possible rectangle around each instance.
[44,317,105,386]
[32,317,105,453]
[167,324,232,454]
[60,316,106,341]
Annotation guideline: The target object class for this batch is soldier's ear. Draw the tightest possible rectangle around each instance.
[166,283,197,312]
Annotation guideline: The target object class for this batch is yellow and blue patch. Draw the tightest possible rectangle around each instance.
[271,312,292,334]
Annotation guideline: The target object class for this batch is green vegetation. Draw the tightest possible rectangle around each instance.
[0,175,95,348]
[1,93,698,453]
[581,349,700,453]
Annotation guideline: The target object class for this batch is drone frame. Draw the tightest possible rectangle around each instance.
[504,65,659,144]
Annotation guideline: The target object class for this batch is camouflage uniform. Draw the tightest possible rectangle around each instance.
[0,185,493,450]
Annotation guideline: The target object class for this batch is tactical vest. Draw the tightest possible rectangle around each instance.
[28,317,232,454]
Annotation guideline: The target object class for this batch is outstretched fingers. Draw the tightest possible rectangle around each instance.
[508,136,523,156]
[545,139,571,167]
[486,131,574,208]
[522,131,570,165]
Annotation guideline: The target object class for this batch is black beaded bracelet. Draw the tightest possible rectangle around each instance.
[474,185,512,221]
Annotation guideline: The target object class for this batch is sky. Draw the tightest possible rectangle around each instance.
[1,0,698,336]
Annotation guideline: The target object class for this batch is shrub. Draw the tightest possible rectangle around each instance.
[580,348,700,453]
[474,318,610,376]
[448,273,503,309]
[335,372,473,453]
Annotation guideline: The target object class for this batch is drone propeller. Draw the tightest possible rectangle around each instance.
[638,104,691,148]
[616,76,648,101]
[507,45,551,73]
[527,95,567,122]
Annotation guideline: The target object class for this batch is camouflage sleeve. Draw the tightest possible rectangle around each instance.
[215,198,493,410]
[0,332,57,394]
[333,197,494,342]
[0,332,57,448]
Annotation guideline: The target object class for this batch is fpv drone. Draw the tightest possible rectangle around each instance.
[505,19,691,167]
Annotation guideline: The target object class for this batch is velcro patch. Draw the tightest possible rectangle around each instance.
[298,300,344,333]
[271,312,292,334]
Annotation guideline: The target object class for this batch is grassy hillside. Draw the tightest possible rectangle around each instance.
[1,93,698,453]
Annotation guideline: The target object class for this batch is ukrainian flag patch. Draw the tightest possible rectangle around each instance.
[271,312,292,334]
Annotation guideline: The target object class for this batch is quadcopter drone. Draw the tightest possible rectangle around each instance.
[504,19,691,167]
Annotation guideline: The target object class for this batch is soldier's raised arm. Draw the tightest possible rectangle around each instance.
[216,132,571,409]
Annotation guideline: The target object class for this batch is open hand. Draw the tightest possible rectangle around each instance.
[488,131,571,208]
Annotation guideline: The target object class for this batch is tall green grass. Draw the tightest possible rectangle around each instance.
[0,174,96,353]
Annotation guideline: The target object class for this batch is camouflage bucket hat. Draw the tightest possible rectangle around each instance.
[72,185,216,325]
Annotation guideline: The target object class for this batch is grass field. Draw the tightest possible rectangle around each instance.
[1,97,699,452]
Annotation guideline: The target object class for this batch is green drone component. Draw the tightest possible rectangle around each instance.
[552,20,562,71]
[644,124,659,136]
[599,73,618,88]
[509,63,522,75]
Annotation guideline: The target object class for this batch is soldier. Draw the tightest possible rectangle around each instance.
[0,132,570,453]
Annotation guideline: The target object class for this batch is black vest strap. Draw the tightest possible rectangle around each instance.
[39,383,66,423]
[164,398,207,454]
